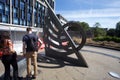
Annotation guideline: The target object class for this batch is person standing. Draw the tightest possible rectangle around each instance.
[22,27,38,79]
[0,32,19,80]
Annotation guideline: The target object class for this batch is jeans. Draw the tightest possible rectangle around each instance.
[2,52,18,80]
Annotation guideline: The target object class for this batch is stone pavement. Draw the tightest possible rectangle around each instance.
[0,48,120,80]
[21,49,120,80]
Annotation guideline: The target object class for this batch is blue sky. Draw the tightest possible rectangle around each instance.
[55,0,120,29]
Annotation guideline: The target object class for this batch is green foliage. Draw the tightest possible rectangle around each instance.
[107,28,116,37]
[93,36,120,43]
[68,21,89,31]
[115,21,120,37]
[91,26,107,37]
[78,22,90,31]
[68,26,79,31]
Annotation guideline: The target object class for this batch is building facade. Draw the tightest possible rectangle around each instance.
[0,0,55,53]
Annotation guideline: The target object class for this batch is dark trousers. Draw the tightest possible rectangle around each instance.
[2,52,18,80]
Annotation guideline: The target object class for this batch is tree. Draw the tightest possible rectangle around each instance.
[93,22,101,27]
[68,21,90,32]
[107,28,116,37]
[78,22,90,31]
[116,21,120,37]
[92,23,106,37]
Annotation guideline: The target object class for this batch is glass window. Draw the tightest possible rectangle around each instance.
[15,0,18,7]
[38,17,40,22]
[5,5,9,12]
[34,23,37,27]
[42,6,45,11]
[24,20,26,26]
[0,14,2,22]
[12,0,14,6]
[13,7,17,13]
[2,15,8,23]
[13,17,18,24]
[3,0,6,3]
[27,21,29,26]
[27,13,30,21]
[34,9,36,13]
[6,0,10,5]
[20,19,22,25]
[35,2,38,8]
[30,6,32,13]
[38,4,40,8]
[22,11,24,19]
[20,1,24,10]
[0,3,4,10]
[13,7,17,17]
[27,0,30,5]
[27,6,30,13]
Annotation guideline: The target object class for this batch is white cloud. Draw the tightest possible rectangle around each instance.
[56,8,120,18]
[78,17,120,28]
[105,0,120,8]
[56,8,120,28]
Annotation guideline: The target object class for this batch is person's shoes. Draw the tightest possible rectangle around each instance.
[18,76,23,80]
[10,76,12,80]
[26,75,31,80]
[32,75,36,79]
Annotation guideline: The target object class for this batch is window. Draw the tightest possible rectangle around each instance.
[6,0,10,5]
[0,13,2,22]
[27,21,30,26]
[13,7,17,13]
[15,0,18,7]
[0,1,10,23]
[34,9,36,13]
[20,18,22,25]
[38,16,40,22]
[0,3,4,10]
[20,1,24,10]
[12,0,14,6]
[0,0,54,26]
[42,6,45,12]
[22,10,24,19]
[24,20,26,26]
[13,7,17,17]
[13,17,18,24]
[29,6,32,13]
[38,4,40,8]
[27,13,30,21]
[35,2,38,8]
[2,15,8,23]
[27,0,30,5]
[5,5,9,12]
[27,6,29,12]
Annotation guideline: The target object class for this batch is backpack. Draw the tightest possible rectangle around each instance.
[26,35,38,51]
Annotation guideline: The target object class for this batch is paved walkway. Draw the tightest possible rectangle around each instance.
[0,48,120,80]
[21,49,120,80]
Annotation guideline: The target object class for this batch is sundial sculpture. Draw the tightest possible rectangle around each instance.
[43,0,88,67]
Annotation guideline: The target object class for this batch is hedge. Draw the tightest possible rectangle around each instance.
[93,36,120,43]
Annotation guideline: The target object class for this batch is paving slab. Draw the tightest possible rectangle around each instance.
[21,49,120,80]
[0,48,120,80]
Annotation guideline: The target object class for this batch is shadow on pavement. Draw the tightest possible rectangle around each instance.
[37,53,86,69]
[0,76,36,80]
